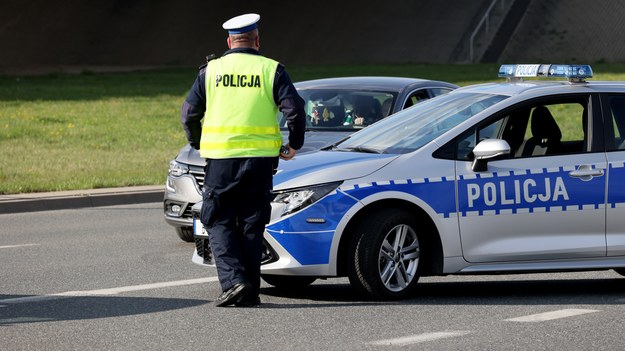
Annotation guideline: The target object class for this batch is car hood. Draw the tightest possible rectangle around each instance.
[175,144,205,167]
[273,150,398,190]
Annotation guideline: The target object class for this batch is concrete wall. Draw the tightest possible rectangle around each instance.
[1,0,624,74]
[501,0,625,63]
[0,0,488,71]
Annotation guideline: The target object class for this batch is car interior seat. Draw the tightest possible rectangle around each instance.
[515,105,562,157]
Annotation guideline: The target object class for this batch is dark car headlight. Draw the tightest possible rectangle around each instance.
[272,181,342,217]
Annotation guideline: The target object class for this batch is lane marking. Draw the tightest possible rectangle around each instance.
[367,331,472,346]
[0,244,39,249]
[505,308,599,322]
[0,277,219,305]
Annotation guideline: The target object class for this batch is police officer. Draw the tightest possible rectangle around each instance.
[181,13,306,307]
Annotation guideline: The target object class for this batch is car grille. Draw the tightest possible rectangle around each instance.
[189,165,205,191]
[194,237,279,265]
[195,237,213,264]
[261,240,279,265]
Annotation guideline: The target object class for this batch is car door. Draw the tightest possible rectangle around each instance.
[455,95,608,263]
[603,94,625,256]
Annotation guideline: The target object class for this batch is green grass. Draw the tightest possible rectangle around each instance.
[2,63,625,194]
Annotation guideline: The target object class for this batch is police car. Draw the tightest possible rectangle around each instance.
[192,64,625,300]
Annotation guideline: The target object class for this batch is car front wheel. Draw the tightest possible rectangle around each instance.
[175,226,194,242]
[348,209,421,300]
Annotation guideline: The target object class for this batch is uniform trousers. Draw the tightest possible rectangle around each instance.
[200,157,275,298]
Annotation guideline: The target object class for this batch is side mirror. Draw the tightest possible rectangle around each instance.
[471,139,511,172]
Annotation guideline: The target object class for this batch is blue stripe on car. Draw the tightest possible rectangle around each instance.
[268,162,625,266]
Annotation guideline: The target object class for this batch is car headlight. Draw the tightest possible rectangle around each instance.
[272,181,342,217]
[168,159,189,177]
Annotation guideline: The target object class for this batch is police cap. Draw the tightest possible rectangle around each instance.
[222,13,260,34]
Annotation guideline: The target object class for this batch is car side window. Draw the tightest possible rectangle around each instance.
[455,98,590,160]
[606,95,625,150]
[403,91,429,109]
[513,102,587,157]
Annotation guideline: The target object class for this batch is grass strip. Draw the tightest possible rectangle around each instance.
[2,64,625,194]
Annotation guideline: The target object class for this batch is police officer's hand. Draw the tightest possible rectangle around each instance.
[280,144,297,160]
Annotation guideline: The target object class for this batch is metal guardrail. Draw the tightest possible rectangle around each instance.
[469,0,506,63]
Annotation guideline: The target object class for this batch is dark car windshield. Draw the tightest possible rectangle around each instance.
[278,89,397,131]
[333,92,509,154]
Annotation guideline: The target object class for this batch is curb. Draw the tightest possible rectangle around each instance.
[0,185,165,214]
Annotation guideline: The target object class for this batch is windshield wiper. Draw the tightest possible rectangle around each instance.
[333,146,386,154]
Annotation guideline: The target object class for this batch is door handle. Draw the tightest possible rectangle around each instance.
[569,165,604,181]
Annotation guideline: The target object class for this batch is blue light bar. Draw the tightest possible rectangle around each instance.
[498,64,593,81]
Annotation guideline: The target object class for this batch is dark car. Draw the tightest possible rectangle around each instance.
[164,76,459,241]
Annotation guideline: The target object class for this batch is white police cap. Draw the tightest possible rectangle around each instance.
[222,13,260,34]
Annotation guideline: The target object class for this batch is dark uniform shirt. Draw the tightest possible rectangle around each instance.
[181,47,306,151]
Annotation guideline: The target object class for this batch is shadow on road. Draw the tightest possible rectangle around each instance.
[0,295,209,325]
[3,276,624,319]
[260,276,625,307]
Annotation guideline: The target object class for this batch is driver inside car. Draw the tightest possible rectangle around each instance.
[351,95,382,126]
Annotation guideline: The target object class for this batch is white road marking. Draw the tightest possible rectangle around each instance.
[0,243,39,249]
[505,308,599,322]
[367,331,472,346]
[0,277,219,305]
[366,309,601,346]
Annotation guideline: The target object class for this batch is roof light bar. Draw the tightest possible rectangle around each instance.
[498,64,593,82]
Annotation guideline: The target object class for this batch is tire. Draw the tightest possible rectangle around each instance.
[348,209,421,300]
[614,268,625,277]
[175,226,194,242]
[261,274,316,289]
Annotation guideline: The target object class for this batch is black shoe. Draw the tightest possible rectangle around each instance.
[214,282,251,307]
[234,296,261,307]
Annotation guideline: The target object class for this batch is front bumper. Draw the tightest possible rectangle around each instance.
[191,230,331,276]
[192,235,279,267]
[190,185,359,277]
[191,210,336,277]
[163,172,203,227]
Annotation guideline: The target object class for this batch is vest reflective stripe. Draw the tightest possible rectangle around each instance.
[201,125,280,135]
[199,54,281,159]
[200,139,282,152]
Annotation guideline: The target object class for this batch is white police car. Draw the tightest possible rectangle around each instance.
[192,64,625,300]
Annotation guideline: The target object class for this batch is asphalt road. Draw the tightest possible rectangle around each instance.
[2,203,625,350]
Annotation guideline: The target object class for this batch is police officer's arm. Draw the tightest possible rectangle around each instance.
[274,64,306,152]
[180,67,207,150]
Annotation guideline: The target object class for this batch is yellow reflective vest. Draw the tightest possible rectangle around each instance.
[199,53,282,158]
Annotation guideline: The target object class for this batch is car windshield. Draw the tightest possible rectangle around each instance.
[278,89,397,131]
[333,92,509,154]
